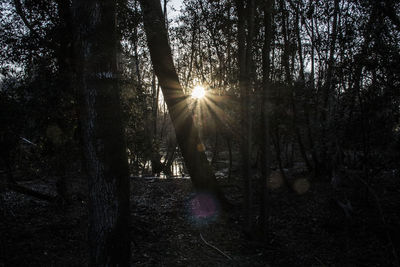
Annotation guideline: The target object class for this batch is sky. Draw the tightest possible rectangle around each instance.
[167,0,183,19]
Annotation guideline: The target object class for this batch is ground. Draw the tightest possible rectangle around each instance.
[1,172,399,266]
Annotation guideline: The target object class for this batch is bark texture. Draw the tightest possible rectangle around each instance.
[73,0,130,266]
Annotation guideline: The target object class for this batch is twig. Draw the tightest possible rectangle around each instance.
[199,233,232,260]
[20,136,37,146]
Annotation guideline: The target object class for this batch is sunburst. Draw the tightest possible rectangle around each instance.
[192,85,206,99]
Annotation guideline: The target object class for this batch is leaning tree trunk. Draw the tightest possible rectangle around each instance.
[139,0,230,208]
[72,0,130,266]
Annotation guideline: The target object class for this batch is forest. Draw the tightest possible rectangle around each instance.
[0,0,399,266]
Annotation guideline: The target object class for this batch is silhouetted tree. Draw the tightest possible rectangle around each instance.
[139,0,230,208]
[73,0,131,265]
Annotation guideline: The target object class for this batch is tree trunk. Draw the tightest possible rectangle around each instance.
[237,0,255,233]
[151,73,162,175]
[226,136,233,181]
[320,0,340,175]
[280,0,291,84]
[139,0,230,209]
[72,0,130,266]
[278,0,294,187]
[260,0,274,237]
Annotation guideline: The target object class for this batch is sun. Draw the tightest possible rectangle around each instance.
[192,85,206,99]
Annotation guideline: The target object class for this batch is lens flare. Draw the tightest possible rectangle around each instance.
[186,192,219,226]
[268,171,284,189]
[293,178,310,194]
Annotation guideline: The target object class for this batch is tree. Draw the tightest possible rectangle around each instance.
[236,0,256,232]
[259,0,274,238]
[139,0,230,209]
[72,0,131,265]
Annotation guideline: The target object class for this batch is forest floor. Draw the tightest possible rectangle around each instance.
[1,169,400,266]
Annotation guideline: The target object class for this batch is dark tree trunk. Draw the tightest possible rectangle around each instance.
[237,0,255,233]
[151,73,161,175]
[319,0,339,175]
[54,0,75,203]
[290,0,313,173]
[277,0,293,188]
[139,0,230,209]
[72,1,131,266]
[260,0,274,238]
[226,136,233,181]
[279,0,291,84]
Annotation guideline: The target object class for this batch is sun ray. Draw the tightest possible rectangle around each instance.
[202,96,241,138]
